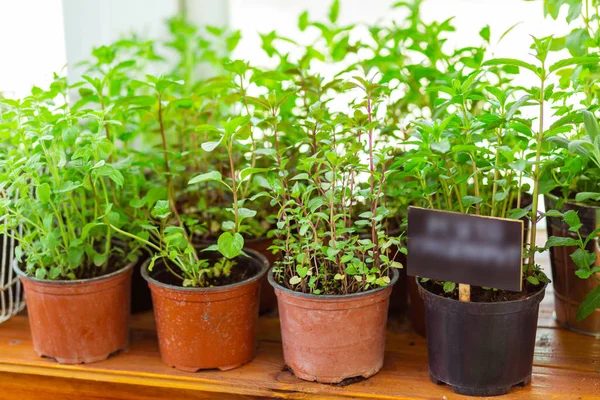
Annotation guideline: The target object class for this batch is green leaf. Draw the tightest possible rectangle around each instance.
[568,139,593,158]
[549,56,600,73]
[328,0,340,23]
[222,221,235,231]
[431,138,451,154]
[507,208,528,220]
[298,11,309,31]
[36,183,51,203]
[217,232,244,259]
[240,167,269,181]
[35,268,47,280]
[152,200,171,220]
[570,248,596,269]
[82,222,104,240]
[188,171,223,185]
[201,137,223,152]
[289,276,302,285]
[93,253,107,267]
[479,25,490,43]
[462,196,483,207]
[576,285,600,321]
[68,247,84,267]
[545,236,580,248]
[526,275,539,285]
[575,192,600,203]
[238,207,257,220]
[563,210,582,232]
[582,110,599,141]
[195,124,221,133]
[493,190,509,202]
[94,165,124,187]
[544,210,563,217]
[482,58,538,74]
[443,281,456,293]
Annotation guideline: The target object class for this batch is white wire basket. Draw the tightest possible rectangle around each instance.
[1,229,25,323]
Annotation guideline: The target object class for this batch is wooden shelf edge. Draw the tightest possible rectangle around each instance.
[0,361,419,400]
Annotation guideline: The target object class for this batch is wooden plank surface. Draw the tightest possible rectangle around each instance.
[0,294,599,400]
[1,232,599,400]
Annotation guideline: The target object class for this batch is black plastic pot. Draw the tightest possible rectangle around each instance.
[418,279,546,397]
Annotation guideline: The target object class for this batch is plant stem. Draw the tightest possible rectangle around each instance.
[528,71,545,267]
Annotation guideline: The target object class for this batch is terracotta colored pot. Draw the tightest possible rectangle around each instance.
[269,268,398,383]
[13,261,133,364]
[545,194,600,335]
[419,280,546,396]
[142,249,269,372]
[245,236,279,314]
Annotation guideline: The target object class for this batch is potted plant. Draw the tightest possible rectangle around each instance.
[0,76,137,364]
[532,1,600,335]
[543,110,600,335]
[404,37,572,395]
[122,76,270,371]
[267,76,403,383]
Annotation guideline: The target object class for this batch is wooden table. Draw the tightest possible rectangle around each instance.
[0,289,599,400]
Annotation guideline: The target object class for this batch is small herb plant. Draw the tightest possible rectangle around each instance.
[0,76,137,280]
[270,76,404,295]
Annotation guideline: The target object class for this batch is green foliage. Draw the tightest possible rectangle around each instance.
[544,209,600,320]
[2,0,599,301]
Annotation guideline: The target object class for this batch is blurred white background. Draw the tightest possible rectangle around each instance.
[0,0,572,98]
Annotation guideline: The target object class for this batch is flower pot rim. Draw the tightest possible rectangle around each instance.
[12,258,135,285]
[545,191,600,210]
[268,267,399,300]
[416,276,547,306]
[141,248,269,293]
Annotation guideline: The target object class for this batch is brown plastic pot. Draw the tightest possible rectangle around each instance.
[545,194,600,335]
[269,268,398,383]
[142,249,269,372]
[13,261,134,364]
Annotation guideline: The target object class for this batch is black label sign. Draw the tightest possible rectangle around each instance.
[407,206,523,292]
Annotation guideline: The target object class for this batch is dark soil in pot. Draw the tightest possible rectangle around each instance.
[269,268,399,384]
[195,236,278,314]
[418,279,546,397]
[142,249,269,372]
[545,193,600,335]
[13,260,134,364]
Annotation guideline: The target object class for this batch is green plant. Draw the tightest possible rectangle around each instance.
[545,209,600,320]
[0,76,139,280]
[270,76,404,295]
[399,35,585,296]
